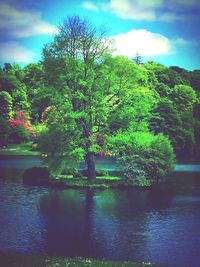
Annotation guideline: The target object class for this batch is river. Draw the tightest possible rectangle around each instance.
[0,155,200,267]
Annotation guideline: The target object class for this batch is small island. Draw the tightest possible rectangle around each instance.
[0,6,200,267]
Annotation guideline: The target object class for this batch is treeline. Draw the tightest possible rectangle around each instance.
[0,16,200,184]
[1,60,200,156]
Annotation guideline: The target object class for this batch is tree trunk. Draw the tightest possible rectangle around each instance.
[86,152,96,180]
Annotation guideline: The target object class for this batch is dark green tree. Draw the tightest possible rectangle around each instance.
[23,63,49,122]
[149,98,185,154]
[0,91,13,119]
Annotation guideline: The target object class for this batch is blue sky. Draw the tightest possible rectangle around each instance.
[0,0,200,70]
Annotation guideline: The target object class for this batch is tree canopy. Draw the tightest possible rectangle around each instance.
[1,15,200,184]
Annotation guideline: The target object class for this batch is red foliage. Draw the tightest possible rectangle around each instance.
[8,119,30,131]
[14,111,29,123]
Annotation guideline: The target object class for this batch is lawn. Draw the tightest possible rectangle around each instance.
[0,142,42,156]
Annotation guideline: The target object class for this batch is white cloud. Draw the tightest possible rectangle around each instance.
[159,12,197,22]
[82,1,99,11]
[109,0,156,20]
[112,29,172,57]
[173,37,190,45]
[0,3,57,37]
[0,42,35,63]
[82,0,200,21]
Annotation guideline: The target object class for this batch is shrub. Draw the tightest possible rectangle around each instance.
[8,118,30,144]
[9,125,30,144]
[14,110,30,123]
[8,119,30,131]
[109,132,175,186]
[30,124,47,141]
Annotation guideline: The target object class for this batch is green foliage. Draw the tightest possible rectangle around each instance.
[144,61,186,88]
[0,117,11,147]
[30,123,47,139]
[104,56,159,133]
[149,98,184,153]
[109,132,175,186]
[0,64,30,112]
[0,64,22,94]
[23,63,49,123]
[9,125,30,144]
[194,119,200,156]
[41,15,113,178]
[12,84,30,113]
[156,83,171,97]
[170,85,197,112]
[1,18,200,179]
[189,70,200,93]
[37,122,85,174]
[0,91,13,119]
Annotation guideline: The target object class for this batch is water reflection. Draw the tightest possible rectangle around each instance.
[0,160,200,267]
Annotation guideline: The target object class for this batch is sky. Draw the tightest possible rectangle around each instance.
[0,0,200,70]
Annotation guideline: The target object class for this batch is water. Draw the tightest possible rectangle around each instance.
[0,156,200,267]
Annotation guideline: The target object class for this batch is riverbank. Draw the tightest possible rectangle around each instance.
[0,253,166,267]
[0,142,42,156]
[50,175,134,189]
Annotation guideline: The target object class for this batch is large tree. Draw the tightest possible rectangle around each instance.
[42,15,112,179]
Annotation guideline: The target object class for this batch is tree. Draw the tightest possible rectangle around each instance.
[144,61,185,88]
[133,52,143,65]
[149,98,185,154]
[0,91,13,119]
[169,85,197,112]
[23,63,49,123]
[188,70,200,93]
[0,117,11,147]
[12,84,30,113]
[42,15,112,179]
[0,64,23,94]
[101,56,158,133]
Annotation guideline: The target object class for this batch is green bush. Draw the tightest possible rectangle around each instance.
[10,125,30,144]
[111,132,175,186]
[30,123,47,141]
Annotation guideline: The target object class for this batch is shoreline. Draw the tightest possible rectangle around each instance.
[0,252,166,267]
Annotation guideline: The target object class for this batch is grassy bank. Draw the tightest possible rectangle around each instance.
[50,174,130,189]
[0,142,42,156]
[0,253,166,267]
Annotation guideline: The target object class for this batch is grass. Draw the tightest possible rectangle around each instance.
[50,174,134,189]
[55,174,121,180]
[0,253,166,267]
[0,142,42,156]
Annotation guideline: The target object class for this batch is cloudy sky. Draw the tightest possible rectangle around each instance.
[0,0,200,70]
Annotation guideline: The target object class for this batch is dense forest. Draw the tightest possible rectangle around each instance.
[1,16,200,186]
